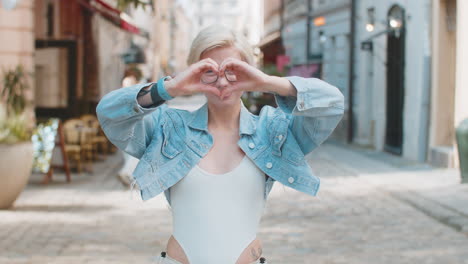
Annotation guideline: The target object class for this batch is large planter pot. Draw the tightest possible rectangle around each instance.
[456,118,468,183]
[0,142,34,209]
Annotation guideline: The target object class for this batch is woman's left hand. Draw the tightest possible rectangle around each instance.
[218,58,269,99]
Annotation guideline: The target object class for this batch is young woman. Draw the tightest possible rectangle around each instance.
[97,25,344,264]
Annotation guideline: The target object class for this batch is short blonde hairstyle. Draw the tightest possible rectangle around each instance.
[187,25,255,66]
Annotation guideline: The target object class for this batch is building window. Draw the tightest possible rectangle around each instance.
[319,31,326,54]
[445,0,456,32]
[46,1,54,37]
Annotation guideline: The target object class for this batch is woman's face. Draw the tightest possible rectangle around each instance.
[199,46,244,106]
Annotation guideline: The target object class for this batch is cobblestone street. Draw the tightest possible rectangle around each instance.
[1,141,468,264]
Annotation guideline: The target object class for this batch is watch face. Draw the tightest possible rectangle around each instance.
[2,0,18,10]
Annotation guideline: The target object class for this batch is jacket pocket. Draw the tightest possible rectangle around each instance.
[269,116,306,166]
[280,134,306,166]
[268,117,289,156]
[161,120,183,159]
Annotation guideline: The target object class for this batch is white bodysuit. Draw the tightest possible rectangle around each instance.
[169,155,266,264]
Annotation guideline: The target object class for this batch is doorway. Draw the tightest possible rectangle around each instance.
[35,39,77,119]
[384,5,406,155]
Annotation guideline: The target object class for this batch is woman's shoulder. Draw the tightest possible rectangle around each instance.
[254,105,291,135]
[158,106,190,123]
[257,104,289,121]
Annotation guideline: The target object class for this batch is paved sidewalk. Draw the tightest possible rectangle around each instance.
[324,142,468,234]
[263,142,468,263]
[1,142,468,263]
[0,154,173,264]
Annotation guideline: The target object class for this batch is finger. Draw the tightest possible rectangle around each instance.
[221,90,234,100]
[192,59,215,73]
[204,58,220,69]
[193,62,219,76]
[219,57,240,68]
[199,85,221,97]
[197,60,218,73]
[219,88,229,100]
[219,58,234,73]
[219,59,245,76]
[199,58,219,72]
[219,85,239,99]
[220,57,244,70]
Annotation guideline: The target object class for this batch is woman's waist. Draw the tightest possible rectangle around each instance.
[171,201,265,227]
[172,214,263,237]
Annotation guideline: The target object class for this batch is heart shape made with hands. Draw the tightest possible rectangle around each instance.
[202,58,267,100]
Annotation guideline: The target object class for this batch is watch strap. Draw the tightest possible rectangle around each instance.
[156,76,174,101]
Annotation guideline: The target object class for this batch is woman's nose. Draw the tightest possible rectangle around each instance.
[216,75,229,89]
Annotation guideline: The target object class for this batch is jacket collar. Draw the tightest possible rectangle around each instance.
[188,99,256,136]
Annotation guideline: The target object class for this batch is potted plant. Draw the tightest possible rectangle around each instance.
[116,0,152,10]
[0,65,34,209]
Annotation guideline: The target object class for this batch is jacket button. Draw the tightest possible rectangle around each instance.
[248,142,255,149]
[288,177,295,183]
[277,134,283,140]
[133,106,140,113]
[266,162,272,169]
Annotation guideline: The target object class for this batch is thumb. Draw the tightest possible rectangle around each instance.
[199,85,221,97]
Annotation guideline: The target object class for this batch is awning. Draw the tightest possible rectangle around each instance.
[78,0,147,37]
[257,31,281,48]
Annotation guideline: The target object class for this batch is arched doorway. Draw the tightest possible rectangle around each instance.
[384,5,406,155]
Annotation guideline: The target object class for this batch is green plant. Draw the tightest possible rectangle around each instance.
[261,64,286,77]
[0,65,32,144]
[116,0,151,10]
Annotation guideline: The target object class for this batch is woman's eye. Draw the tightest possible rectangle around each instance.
[225,70,237,82]
[205,70,218,75]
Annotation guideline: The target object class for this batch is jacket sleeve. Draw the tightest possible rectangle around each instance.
[96,82,167,159]
[274,76,345,155]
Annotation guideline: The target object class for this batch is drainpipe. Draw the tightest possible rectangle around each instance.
[280,0,284,32]
[306,0,312,64]
[347,0,356,143]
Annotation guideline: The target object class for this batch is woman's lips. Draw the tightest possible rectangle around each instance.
[221,92,232,100]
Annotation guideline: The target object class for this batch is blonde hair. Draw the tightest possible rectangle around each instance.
[187,25,255,66]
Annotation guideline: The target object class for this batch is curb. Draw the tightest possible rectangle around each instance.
[390,190,468,236]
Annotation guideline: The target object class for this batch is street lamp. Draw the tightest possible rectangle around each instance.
[388,5,404,38]
[366,7,376,32]
[389,18,402,28]
[361,5,405,54]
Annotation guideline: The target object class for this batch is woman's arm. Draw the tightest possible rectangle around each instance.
[218,58,344,155]
[96,58,222,159]
[259,75,297,97]
[265,76,345,155]
[96,82,167,159]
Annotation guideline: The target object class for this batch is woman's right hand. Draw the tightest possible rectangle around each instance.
[165,58,221,98]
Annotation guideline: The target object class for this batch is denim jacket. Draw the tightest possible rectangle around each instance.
[96,76,344,205]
